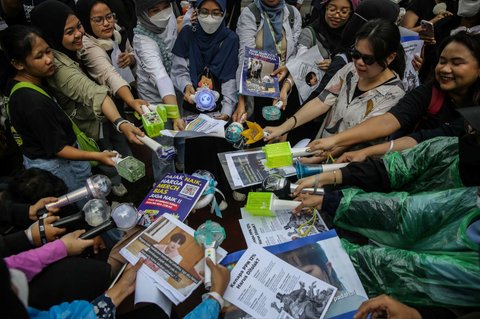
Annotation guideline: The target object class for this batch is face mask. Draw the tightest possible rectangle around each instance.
[10,269,28,307]
[459,134,480,187]
[457,0,480,18]
[198,15,224,34]
[150,5,173,28]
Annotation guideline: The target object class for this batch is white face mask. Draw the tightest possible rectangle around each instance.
[150,5,173,28]
[198,15,224,34]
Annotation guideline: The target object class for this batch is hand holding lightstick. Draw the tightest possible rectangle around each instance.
[52,199,111,228]
[194,220,226,290]
[37,175,111,217]
[262,174,325,198]
[137,135,176,160]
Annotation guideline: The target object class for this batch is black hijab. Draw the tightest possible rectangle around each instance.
[308,1,346,55]
[30,0,78,59]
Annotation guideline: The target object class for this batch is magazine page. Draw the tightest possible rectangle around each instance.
[286,45,325,104]
[121,214,227,304]
[240,47,280,99]
[239,208,328,247]
[223,245,337,319]
[220,149,296,189]
[137,173,208,226]
[160,114,227,138]
[221,230,368,319]
[400,27,423,92]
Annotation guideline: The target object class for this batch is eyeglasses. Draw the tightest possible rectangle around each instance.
[450,25,480,35]
[325,4,351,18]
[90,12,116,25]
[197,8,224,19]
[350,48,377,65]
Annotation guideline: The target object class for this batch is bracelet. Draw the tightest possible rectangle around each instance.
[38,217,47,246]
[290,115,297,132]
[113,117,132,133]
[332,170,337,188]
[202,291,224,309]
[386,140,395,154]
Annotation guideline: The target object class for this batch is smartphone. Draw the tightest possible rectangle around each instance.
[420,20,434,38]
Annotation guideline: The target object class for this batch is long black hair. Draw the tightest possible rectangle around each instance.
[355,19,406,79]
[0,25,44,94]
[435,31,480,106]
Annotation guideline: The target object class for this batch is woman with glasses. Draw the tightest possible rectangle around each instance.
[264,19,406,157]
[76,0,146,115]
[29,0,145,197]
[171,0,239,120]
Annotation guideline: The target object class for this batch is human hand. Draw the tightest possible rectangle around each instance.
[308,137,336,153]
[214,113,230,121]
[30,216,66,246]
[263,126,285,142]
[92,235,107,254]
[95,151,117,167]
[107,259,144,306]
[129,99,148,115]
[117,52,135,69]
[316,59,331,71]
[184,84,196,104]
[430,11,453,25]
[293,193,324,213]
[174,118,186,131]
[275,89,288,110]
[354,295,422,319]
[60,230,94,256]
[119,122,145,145]
[29,197,59,221]
[207,257,230,296]
[298,154,327,164]
[293,175,319,196]
[231,105,246,123]
[412,54,423,72]
[337,149,367,163]
[271,65,289,82]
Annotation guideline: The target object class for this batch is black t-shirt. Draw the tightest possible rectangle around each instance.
[388,83,462,138]
[407,0,457,27]
[7,80,76,159]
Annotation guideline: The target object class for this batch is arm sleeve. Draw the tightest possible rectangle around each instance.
[220,79,237,117]
[289,6,302,59]
[134,35,176,98]
[235,8,258,88]
[387,84,431,132]
[49,56,109,118]
[0,232,32,258]
[296,28,314,58]
[184,298,221,319]
[340,158,391,193]
[409,117,464,143]
[79,40,129,95]
[171,55,193,93]
[4,239,67,281]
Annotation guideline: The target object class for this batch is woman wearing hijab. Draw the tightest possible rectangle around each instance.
[133,0,184,181]
[76,0,145,115]
[171,0,239,120]
[232,0,302,127]
[29,0,144,197]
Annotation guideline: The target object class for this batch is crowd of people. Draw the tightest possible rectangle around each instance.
[0,0,479,318]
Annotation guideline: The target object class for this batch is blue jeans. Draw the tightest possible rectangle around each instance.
[23,156,91,208]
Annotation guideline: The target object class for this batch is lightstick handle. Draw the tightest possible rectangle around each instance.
[289,183,325,195]
[45,187,90,210]
[141,105,150,114]
[291,147,312,158]
[79,219,115,240]
[271,198,301,211]
[137,135,162,152]
[204,247,216,291]
[52,211,84,228]
[321,163,349,172]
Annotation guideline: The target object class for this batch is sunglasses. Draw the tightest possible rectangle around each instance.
[350,48,377,65]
